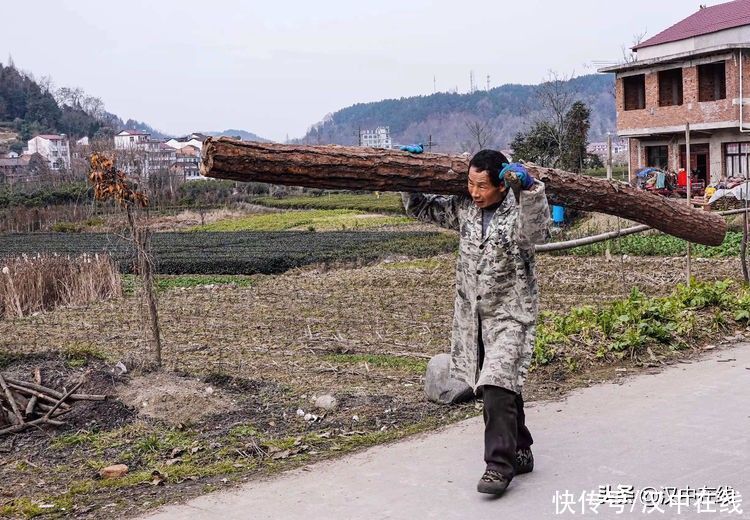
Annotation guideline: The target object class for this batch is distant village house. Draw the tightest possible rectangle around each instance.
[587,138,629,164]
[360,126,392,149]
[114,130,208,180]
[0,153,48,183]
[26,134,71,170]
[114,129,150,150]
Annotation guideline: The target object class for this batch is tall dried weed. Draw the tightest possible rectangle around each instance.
[0,253,121,319]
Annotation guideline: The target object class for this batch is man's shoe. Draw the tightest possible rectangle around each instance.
[477,469,511,495]
[514,447,534,475]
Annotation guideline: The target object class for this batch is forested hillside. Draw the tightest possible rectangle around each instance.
[300,74,616,152]
[0,61,168,152]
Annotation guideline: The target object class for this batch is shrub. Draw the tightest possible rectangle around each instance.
[51,221,83,233]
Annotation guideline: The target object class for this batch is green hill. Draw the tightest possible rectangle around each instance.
[300,74,615,152]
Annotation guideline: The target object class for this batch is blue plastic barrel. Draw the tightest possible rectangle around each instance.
[551,205,565,224]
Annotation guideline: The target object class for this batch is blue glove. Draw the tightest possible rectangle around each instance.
[499,162,534,190]
[399,144,424,154]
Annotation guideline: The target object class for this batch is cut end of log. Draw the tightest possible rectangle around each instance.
[199,137,216,178]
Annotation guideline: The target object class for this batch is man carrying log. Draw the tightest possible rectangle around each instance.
[402,149,550,496]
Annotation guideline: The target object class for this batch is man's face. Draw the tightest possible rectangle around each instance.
[468,166,505,209]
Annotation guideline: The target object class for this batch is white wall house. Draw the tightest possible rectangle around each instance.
[361,126,392,149]
[27,134,71,170]
[114,130,150,150]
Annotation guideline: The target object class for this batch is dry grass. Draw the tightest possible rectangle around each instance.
[0,253,121,319]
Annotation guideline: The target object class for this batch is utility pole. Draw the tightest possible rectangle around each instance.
[486,74,490,91]
[606,132,613,181]
[433,75,436,94]
[427,135,439,152]
[469,70,476,94]
[606,132,613,260]
[686,122,692,284]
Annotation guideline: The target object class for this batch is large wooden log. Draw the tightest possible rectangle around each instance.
[201,138,727,246]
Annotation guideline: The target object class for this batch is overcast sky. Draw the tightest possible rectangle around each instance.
[0,0,728,141]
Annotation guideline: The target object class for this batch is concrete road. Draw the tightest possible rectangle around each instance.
[143,344,750,520]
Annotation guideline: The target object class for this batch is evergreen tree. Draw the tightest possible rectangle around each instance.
[561,101,591,173]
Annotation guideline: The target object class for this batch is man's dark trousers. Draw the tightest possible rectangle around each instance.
[477,320,533,478]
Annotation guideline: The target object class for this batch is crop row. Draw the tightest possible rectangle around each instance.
[0,231,458,275]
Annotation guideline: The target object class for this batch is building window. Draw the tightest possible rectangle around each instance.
[725,143,750,177]
[646,145,668,169]
[698,62,726,102]
[623,74,646,111]
[658,68,683,107]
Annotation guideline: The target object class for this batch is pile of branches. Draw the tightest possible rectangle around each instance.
[0,370,106,436]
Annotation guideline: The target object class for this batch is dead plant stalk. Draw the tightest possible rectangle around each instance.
[88,153,162,368]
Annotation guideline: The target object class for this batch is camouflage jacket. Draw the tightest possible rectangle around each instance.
[402,182,550,394]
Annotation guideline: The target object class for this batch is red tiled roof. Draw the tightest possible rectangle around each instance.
[635,0,750,50]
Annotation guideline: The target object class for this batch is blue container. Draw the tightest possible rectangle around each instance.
[551,205,565,224]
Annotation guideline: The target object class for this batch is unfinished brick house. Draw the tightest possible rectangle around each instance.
[599,0,750,186]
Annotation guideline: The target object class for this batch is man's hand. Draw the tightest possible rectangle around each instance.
[499,163,534,191]
[499,163,534,203]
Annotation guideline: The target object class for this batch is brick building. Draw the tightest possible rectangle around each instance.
[0,153,49,183]
[599,0,750,185]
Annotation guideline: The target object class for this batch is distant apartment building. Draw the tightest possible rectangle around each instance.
[26,134,71,170]
[587,138,629,163]
[599,0,750,184]
[361,126,392,149]
[144,141,177,175]
[172,145,202,180]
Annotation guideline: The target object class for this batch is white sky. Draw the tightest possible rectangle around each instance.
[0,0,728,141]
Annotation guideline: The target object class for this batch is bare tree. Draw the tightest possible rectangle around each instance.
[89,153,163,369]
[621,30,648,64]
[81,96,106,121]
[463,117,494,154]
[54,86,85,108]
[536,71,577,166]
[38,75,55,95]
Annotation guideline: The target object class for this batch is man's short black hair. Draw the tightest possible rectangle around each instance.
[469,149,509,187]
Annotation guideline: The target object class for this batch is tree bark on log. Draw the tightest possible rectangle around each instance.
[201,138,727,246]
